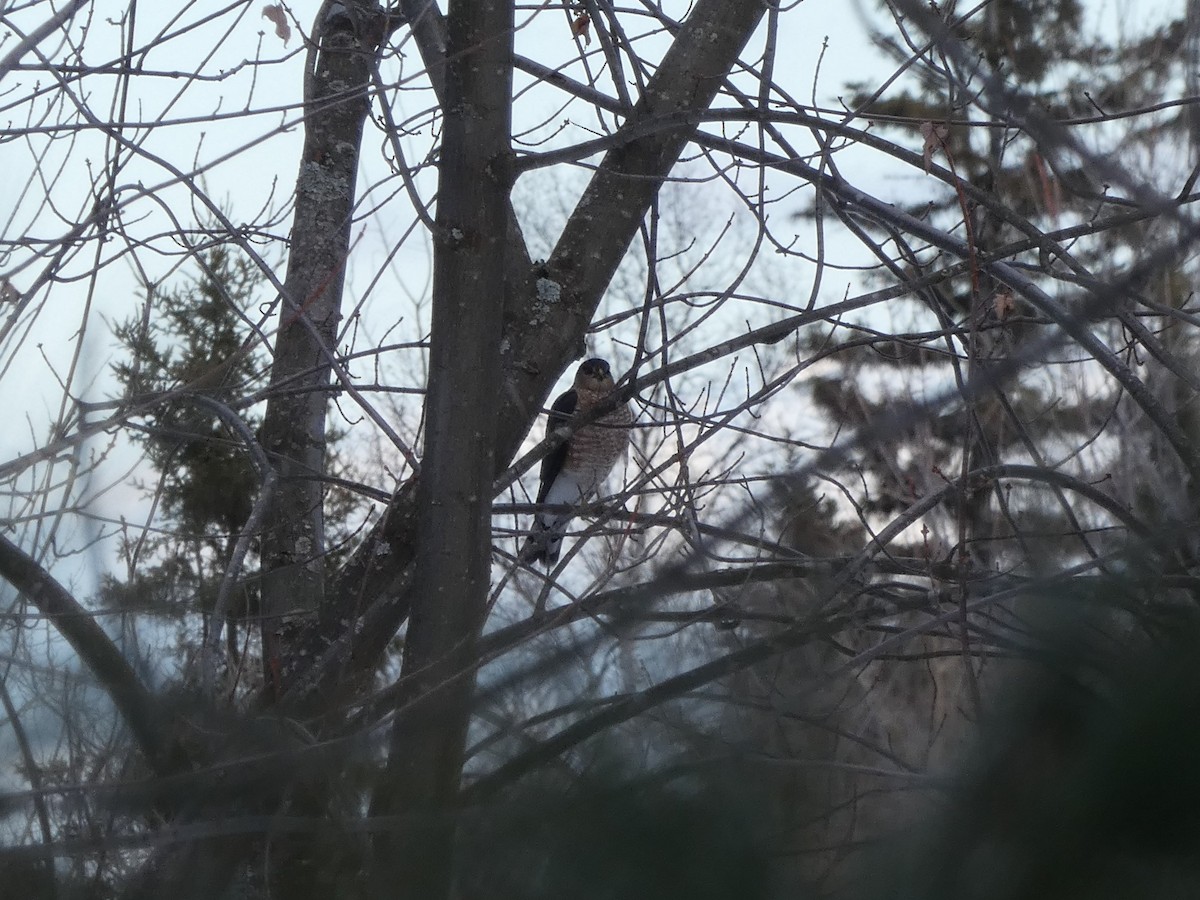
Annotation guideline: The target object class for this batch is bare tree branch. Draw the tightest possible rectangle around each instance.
[0,534,169,771]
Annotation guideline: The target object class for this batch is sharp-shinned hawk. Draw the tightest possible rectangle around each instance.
[521,358,633,566]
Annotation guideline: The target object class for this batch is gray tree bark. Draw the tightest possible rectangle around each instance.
[258,0,383,697]
[367,0,514,894]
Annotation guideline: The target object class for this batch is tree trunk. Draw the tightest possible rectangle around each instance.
[254,4,385,897]
[368,1,514,897]
[258,0,382,697]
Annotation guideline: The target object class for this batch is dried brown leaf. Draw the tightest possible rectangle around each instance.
[993,292,1016,320]
[262,4,291,46]
[1027,151,1061,222]
[919,121,949,174]
[570,12,592,46]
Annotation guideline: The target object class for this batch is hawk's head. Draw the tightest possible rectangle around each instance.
[574,357,615,395]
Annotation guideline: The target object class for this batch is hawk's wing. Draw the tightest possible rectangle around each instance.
[535,388,577,503]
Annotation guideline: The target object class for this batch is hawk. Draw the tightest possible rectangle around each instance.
[521,358,634,566]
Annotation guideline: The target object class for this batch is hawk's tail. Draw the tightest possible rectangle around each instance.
[520,514,564,566]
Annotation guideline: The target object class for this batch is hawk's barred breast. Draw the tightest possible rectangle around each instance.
[521,357,634,567]
[565,396,633,481]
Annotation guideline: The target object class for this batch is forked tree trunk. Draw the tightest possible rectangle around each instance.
[299,0,770,704]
